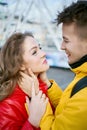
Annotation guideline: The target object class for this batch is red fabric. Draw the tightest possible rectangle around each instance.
[0,79,47,130]
[22,120,40,130]
[22,120,34,130]
[38,78,48,94]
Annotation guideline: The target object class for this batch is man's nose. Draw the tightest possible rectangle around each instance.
[60,42,65,50]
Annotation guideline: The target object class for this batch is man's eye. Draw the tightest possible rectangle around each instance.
[64,40,69,43]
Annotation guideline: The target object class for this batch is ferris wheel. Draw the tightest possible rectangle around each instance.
[0,0,77,68]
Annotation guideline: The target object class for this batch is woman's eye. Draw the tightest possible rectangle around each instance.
[32,50,37,55]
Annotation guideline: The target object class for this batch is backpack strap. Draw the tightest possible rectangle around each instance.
[70,76,87,98]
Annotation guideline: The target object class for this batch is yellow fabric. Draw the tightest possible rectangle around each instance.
[47,80,63,108]
[25,103,29,115]
[40,102,54,130]
[40,62,87,130]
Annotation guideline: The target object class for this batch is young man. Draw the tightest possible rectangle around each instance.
[24,1,87,130]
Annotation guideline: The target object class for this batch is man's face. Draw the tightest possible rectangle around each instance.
[61,23,87,64]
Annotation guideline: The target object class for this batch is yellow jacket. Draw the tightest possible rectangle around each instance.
[40,62,87,130]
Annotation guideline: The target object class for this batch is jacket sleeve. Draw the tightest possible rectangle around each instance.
[21,120,34,130]
[0,100,37,130]
[47,80,63,108]
[22,120,40,130]
[40,87,87,130]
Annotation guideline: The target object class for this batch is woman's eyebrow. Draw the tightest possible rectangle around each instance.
[29,46,38,51]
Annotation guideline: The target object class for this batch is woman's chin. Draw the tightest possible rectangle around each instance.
[45,65,50,70]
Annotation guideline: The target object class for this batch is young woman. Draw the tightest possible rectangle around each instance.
[0,32,61,130]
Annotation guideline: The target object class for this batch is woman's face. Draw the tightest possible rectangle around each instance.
[22,36,49,75]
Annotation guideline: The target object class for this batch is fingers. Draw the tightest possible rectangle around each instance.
[44,97,48,105]
[20,69,36,80]
[31,82,36,97]
[42,93,46,99]
[31,84,47,102]
[37,90,43,98]
[20,71,28,77]
[27,68,36,79]
[20,71,33,80]
[35,90,47,102]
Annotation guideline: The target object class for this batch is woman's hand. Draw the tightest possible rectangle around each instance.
[26,84,48,127]
[18,69,39,97]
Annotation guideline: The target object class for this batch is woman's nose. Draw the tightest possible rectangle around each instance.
[40,50,46,57]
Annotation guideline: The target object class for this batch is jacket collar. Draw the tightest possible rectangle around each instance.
[70,55,87,74]
[69,55,87,69]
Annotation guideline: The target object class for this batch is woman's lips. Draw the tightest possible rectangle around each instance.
[43,59,48,64]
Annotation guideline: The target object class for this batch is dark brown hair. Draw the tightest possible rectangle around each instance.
[57,1,87,39]
[0,32,33,101]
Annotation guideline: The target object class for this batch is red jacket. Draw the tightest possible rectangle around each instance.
[0,79,48,130]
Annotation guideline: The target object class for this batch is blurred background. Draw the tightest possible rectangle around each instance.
[0,0,78,89]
